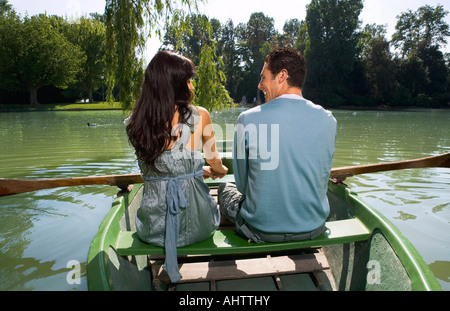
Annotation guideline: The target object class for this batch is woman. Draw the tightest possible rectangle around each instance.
[126,50,228,283]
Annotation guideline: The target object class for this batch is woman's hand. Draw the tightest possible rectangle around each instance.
[203,166,215,180]
[211,165,228,179]
[203,166,228,180]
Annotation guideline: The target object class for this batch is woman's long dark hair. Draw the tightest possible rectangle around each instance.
[126,50,196,173]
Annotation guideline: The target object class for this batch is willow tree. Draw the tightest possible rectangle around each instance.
[162,13,217,65]
[105,0,205,110]
[194,44,233,110]
[162,13,232,110]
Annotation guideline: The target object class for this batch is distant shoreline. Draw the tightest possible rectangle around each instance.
[0,102,124,112]
[1,102,449,113]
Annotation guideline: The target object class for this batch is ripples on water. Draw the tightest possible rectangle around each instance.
[0,109,449,290]
[331,110,450,288]
[0,111,134,290]
[0,112,137,178]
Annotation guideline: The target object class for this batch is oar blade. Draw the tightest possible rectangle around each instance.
[0,174,144,197]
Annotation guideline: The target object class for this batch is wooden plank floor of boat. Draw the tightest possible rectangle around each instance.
[148,187,337,291]
[149,248,336,291]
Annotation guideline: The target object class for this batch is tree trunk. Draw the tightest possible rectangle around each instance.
[29,86,40,106]
[88,89,94,103]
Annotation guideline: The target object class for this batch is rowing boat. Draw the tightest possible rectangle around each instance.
[86,158,442,291]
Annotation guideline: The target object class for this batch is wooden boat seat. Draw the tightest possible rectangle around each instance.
[115,218,371,257]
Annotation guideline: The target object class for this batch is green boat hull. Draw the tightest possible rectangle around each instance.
[87,173,441,291]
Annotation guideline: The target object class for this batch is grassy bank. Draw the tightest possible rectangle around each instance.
[0,102,124,112]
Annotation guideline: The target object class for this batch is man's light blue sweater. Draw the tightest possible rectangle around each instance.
[233,95,337,234]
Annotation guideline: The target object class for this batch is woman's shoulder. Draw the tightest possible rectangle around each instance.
[192,105,212,121]
[194,105,209,115]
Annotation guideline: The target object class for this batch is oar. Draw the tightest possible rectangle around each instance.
[0,153,449,197]
[330,152,450,181]
[0,174,144,197]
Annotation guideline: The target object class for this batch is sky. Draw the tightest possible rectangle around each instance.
[8,0,450,60]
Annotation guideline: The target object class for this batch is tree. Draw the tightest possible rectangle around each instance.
[392,5,449,107]
[0,0,12,15]
[417,43,448,99]
[162,14,232,110]
[283,19,301,41]
[218,19,242,101]
[365,37,396,105]
[65,17,107,103]
[243,12,275,103]
[357,23,387,60]
[294,20,308,55]
[392,5,450,57]
[162,14,215,65]
[396,55,428,104]
[305,0,363,107]
[233,22,254,102]
[104,0,205,110]
[194,44,233,110]
[0,14,82,105]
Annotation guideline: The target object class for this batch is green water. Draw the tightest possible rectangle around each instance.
[0,108,449,290]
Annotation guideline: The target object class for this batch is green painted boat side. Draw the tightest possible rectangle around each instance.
[328,182,441,291]
[87,184,142,291]
[87,179,442,291]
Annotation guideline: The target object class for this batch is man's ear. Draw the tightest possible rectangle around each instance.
[278,69,289,83]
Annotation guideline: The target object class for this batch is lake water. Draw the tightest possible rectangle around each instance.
[0,108,449,291]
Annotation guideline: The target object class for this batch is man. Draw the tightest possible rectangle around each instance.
[218,47,337,243]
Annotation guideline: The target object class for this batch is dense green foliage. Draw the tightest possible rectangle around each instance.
[162,1,449,108]
[304,0,363,107]
[104,0,205,110]
[194,44,233,110]
[65,17,107,103]
[0,2,107,105]
[0,13,83,105]
[162,14,233,110]
[0,0,449,109]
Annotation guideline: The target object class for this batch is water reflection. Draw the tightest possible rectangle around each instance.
[394,211,417,221]
[0,110,135,179]
[0,257,68,291]
[429,261,450,283]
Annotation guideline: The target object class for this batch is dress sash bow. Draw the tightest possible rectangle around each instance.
[143,169,203,282]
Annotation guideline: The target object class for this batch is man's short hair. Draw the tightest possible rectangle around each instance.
[265,47,307,90]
